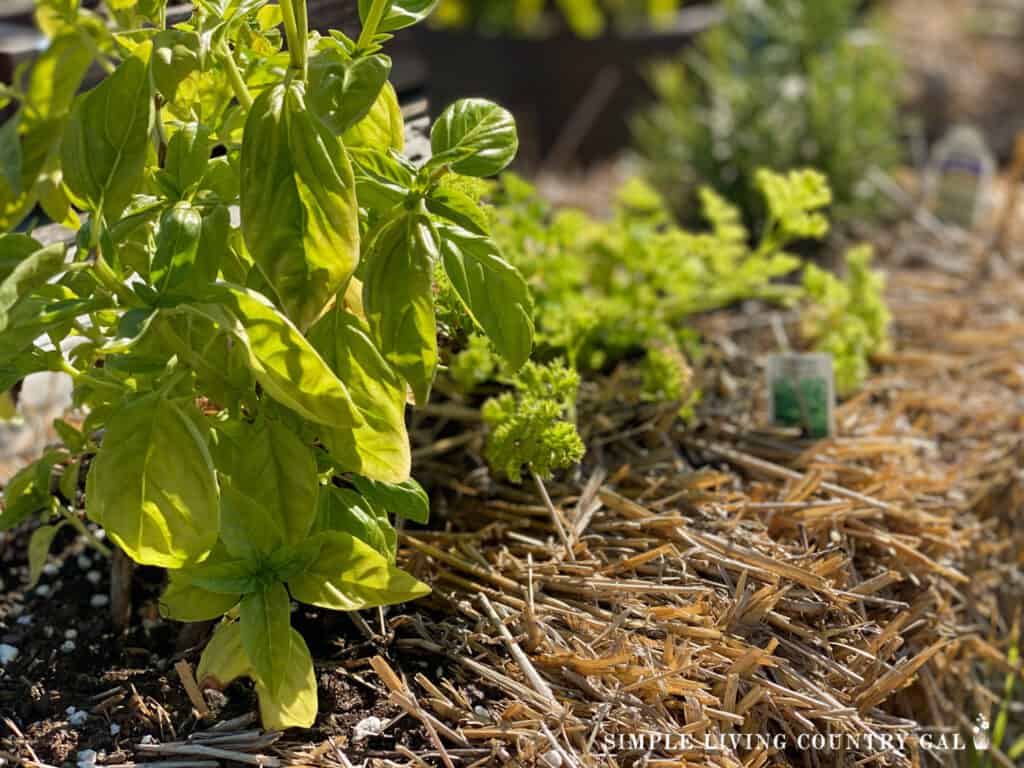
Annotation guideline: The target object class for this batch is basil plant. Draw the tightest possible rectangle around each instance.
[0,0,533,728]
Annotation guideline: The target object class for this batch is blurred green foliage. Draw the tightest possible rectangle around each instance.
[432,0,681,38]
[801,244,891,396]
[632,0,902,226]
[446,168,875,480]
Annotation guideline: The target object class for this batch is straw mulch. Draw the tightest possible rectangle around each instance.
[275,226,1024,768]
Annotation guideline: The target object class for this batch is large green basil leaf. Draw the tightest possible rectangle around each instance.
[288,530,429,611]
[343,82,403,152]
[362,213,437,406]
[430,98,518,178]
[186,285,363,429]
[240,82,359,330]
[85,394,219,568]
[314,485,396,562]
[0,243,66,331]
[255,628,317,730]
[61,55,154,222]
[437,224,533,370]
[160,572,241,621]
[197,620,251,689]
[307,306,410,483]
[152,202,202,292]
[240,583,291,696]
[358,0,440,32]
[351,474,429,525]
[309,51,391,135]
[212,418,318,559]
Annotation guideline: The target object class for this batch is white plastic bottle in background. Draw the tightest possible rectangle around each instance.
[923,124,996,231]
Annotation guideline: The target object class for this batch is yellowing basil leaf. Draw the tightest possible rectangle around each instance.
[213,418,318,559]
[62,55,154,221]
[255,628,317,730]
[343,81,403,152]
[240,82,359,330]
[240,583,292,696]
[358,0,440,32]
[28,522,66,588]
[362,213,437,406]
[288,530,430,611]
[430,99,518,178]
[314,485,396,562]
[189,285,363,429]
[85,394,219,569]
[159,573,241,621]
[197,619,250,689]
[437,224,533,370]
[351,475,429,525]
[307,306,410,483]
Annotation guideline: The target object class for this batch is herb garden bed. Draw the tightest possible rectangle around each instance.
[2,216,1021,766]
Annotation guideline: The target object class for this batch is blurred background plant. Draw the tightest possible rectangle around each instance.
[431,0,683,38]
[632,0,902,228]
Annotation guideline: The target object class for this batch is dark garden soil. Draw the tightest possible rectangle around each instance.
[1,215,1023,767]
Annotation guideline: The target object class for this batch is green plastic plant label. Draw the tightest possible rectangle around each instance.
[767,353,835,439]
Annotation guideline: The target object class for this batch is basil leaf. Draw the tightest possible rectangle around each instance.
[358,0,440,32]
[0,234,43,284]
[314,485,396,562]
[25,33,94,120]
[289,530,429,611]
[240,583,292,696]
[163,122,213,198]
[351,475,429,525]
[186,285,363,429]
[62,55,154,221]
[438,224,533,370]
[85,394,219,568]
[309,52,391,135]
[240,82,360,330]
[159,573,241,621]
[426,185,491,235]
[212,418,318,559]
[307,306,410,483]
[255,628,317,730]
[177,549,260,594]
[0,114,23,195]
[0,243,66,331]
[0,452,62,531]
[362,213,438,406]
[28,523,66,588]
[197,620,250,689]
[343,82,404,152]
[430,98,518,178]
[152,202,202,293]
